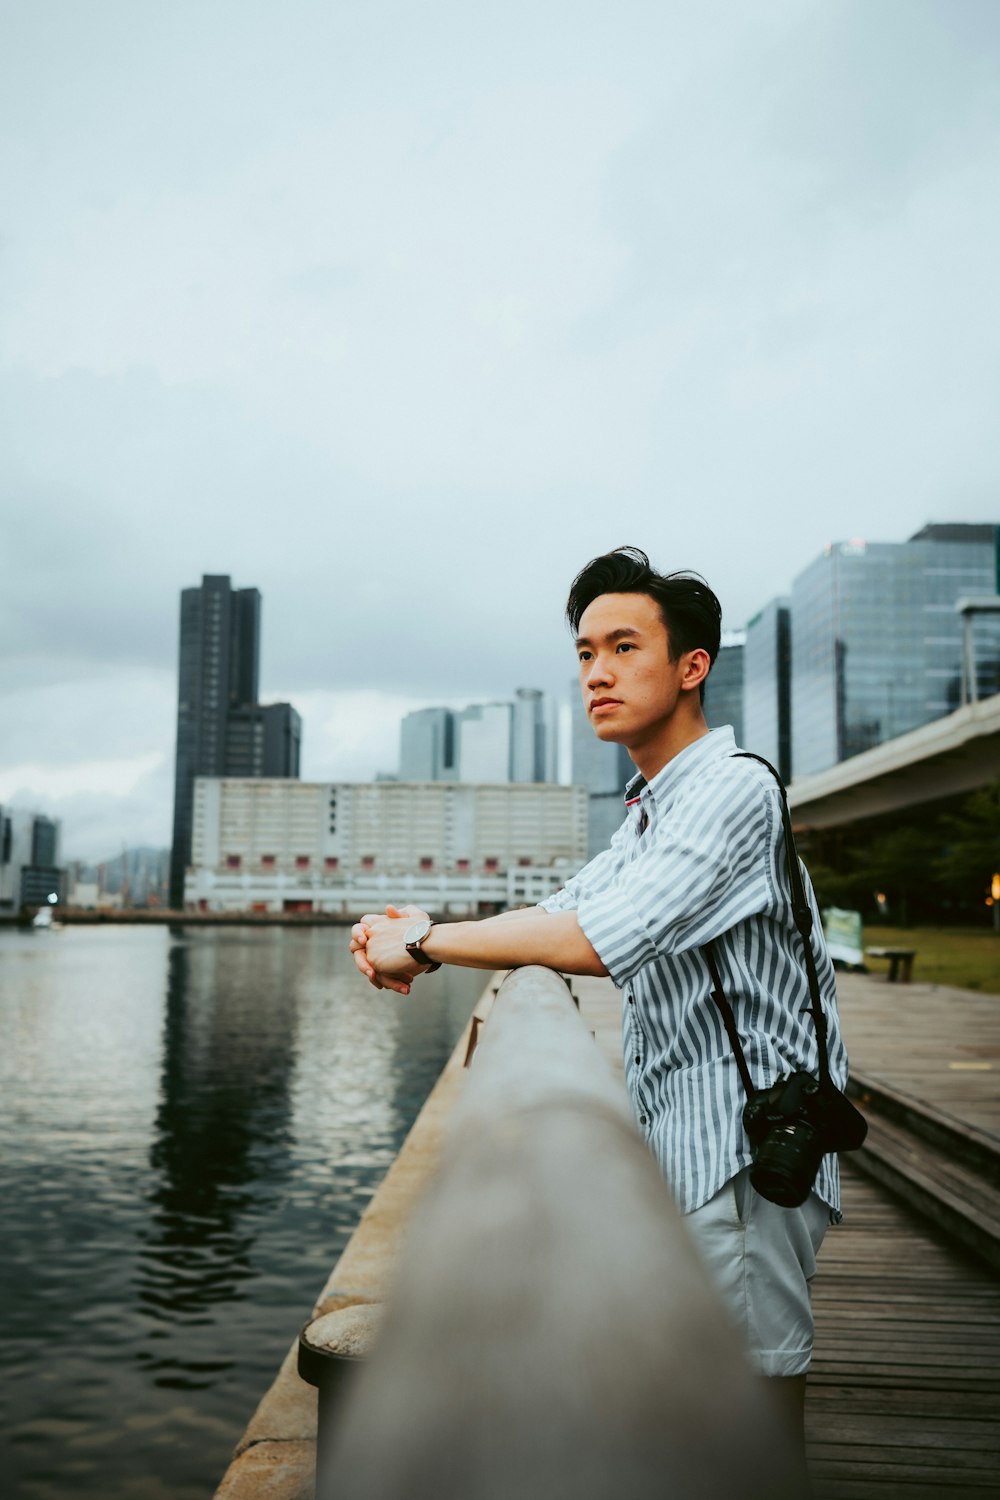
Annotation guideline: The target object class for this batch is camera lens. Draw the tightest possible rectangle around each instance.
[750,1121,824,1208]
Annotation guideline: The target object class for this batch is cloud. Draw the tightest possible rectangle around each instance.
[0,668,176,857]
[2,0,999,858]
[293,688,436,782]
[0,751,165,802]
[1,756,174,862]
[0,668,175,759]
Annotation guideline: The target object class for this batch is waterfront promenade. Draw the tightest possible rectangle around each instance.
[217,966,1000,1499]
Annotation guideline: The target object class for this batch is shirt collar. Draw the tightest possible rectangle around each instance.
[623,726,738,808]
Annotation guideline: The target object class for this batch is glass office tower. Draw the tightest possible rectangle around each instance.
[456,703,513,782]
[703,638,745,745]
[511,688,547,783]
[744,599,791,783]
[791,526,999,778]
[399,707,457,781]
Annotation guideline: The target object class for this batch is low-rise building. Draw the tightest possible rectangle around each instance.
[186,778,588,916]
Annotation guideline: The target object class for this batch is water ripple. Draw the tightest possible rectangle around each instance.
[0,925,482,1500]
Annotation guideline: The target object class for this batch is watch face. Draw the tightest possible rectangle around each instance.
[405,919,432,947]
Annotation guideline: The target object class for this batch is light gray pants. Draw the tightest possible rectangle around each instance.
[685,1166,831,1376]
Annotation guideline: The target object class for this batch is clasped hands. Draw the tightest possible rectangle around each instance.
[350,903,433,995]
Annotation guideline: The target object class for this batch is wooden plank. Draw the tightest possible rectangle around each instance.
[810,1457,999,1481]
[809,1486,998,1499]
[807,1389,1000,1413]
[808,1421,999,1453]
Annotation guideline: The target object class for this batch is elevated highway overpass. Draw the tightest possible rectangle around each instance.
[788,692,1000,830]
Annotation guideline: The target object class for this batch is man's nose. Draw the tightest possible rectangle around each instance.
[586,654,613,688]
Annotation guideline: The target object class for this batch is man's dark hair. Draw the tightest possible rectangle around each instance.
[566,546,722,702]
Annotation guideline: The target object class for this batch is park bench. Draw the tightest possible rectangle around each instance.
[866,946,917,983]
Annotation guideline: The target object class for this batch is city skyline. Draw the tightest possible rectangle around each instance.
[398,688,554,785]
[3,517,998,861]
[3,4,1000,858]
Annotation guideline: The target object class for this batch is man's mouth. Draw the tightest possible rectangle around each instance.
[590,698,622,714]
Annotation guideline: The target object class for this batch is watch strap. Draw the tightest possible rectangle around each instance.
[404,920,441,972]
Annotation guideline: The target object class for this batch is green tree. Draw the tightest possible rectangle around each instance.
[860,824,948,925]
[936,781,1000,915]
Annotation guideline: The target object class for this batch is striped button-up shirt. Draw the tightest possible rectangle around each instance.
[541,726,846,1218]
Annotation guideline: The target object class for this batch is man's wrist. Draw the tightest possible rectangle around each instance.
[404,918,441,972]
[420,922,452,968]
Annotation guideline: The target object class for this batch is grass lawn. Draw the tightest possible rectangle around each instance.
[862,925,1000,994]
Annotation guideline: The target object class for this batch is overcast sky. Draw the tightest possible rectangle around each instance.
[2,0,998,859]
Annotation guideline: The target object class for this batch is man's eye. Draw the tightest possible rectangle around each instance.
[616,642,634,653]
[578,651,592,662]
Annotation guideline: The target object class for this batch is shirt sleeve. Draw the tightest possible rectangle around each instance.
[538,814,632,913]
[575,768,779,986]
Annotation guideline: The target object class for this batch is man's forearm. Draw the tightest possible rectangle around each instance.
[421,907,608,976]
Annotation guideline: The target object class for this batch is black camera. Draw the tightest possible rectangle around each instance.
[742,1072,867,1208]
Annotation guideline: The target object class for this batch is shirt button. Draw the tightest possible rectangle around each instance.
[639,1114,648,1125]
[634,1054,641,1065]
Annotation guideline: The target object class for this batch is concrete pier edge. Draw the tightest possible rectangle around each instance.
[213,976,500,1500]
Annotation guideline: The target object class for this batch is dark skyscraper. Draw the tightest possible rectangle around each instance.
[225,704,302,778]
[169,575,301,908]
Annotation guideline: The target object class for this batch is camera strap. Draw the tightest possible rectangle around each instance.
[701,752,834,1098]
[702,942,758,1098]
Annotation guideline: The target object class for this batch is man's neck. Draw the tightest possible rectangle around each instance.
[628,712,710,783]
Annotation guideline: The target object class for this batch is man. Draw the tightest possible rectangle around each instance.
[351,545,847,1441]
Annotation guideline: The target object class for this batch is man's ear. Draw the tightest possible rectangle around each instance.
[680,648,711,693]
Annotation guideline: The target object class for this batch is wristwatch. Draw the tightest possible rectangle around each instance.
[404,918,441,972]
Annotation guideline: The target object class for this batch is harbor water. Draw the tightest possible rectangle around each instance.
[0,924,486,1500]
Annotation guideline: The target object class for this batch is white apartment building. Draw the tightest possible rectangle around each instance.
[186,778,588,916]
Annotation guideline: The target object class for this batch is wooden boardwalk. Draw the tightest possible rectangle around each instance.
[809,1164,1000,1497]
[835,971,1000,1138]
[573,970,1000,1499]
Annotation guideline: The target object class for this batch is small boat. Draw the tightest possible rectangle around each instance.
[31,902,63,931]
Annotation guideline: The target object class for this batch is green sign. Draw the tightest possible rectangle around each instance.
[822,906,863,967]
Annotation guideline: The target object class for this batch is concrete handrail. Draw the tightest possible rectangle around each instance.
[322,965,802,1499]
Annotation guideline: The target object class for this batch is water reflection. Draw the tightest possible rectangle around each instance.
[0,925,484,1498]
[135,935,299,1385]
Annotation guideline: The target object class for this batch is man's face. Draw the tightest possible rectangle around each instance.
[575,591,690,749]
